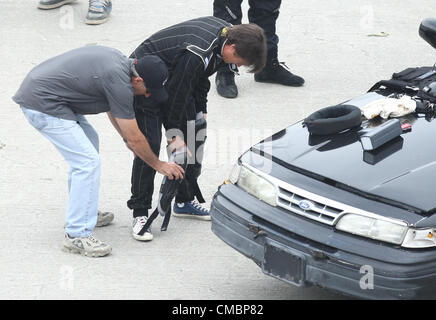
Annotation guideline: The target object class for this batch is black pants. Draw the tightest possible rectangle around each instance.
[213,0,281,60]
[127,96,203,217]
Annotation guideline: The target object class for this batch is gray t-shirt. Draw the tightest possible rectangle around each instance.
[13,45,135,120]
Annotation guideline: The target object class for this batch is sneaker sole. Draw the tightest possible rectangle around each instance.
[216,90,238,98]
[172,212,211,221]
[96,219,113,227]
[254,77,305,87]
[85,17,110,25]
[132,233,153,242]
[37,0,76,10]
[62,246,112,257]
[216,85,238,98]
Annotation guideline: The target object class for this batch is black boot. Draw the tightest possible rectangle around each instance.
[254,58,305,87]
[215,71,238,98]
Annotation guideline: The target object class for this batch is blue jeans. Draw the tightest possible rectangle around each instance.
[21,107,100,238]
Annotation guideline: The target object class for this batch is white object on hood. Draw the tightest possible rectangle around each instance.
[360,95,416,119]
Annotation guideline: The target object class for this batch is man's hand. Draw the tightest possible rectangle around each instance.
[155,160,184,180]
[112,116,185,179]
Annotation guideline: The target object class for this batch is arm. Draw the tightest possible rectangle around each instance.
[194,76,211,115]
[109,114,184,180]
[107,111,135,154]
[107,112,124,138]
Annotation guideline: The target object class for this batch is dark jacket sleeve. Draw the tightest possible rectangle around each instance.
[194,76,211,114]
[163,52,207,136]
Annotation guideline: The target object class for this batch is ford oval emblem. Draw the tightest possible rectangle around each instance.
[298,200,314,211]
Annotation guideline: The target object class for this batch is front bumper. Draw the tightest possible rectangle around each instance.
[211,183,436,300]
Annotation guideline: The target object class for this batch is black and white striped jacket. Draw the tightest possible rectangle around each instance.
[131,16,235,131]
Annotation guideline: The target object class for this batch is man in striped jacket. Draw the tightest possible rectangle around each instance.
[128,16,267,241]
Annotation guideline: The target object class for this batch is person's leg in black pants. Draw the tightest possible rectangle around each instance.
[213,0,243,98]
[248,0,304,86]
[173,117,210,220]
[213,0,243,25]
[213,0,304,96]
[247,0,280,59]
[127,96,163,219]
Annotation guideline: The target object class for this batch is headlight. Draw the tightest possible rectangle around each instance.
[228,163,241,184]
[229,164,277,207]
[336,213,408,245]
[402,228,436,248]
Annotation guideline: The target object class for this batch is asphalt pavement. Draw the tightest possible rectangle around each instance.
[0,0,435,300]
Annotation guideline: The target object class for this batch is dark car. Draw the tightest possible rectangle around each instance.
[210,19,436,300]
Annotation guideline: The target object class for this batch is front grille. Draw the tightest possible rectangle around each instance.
[242,164,370,227]
[276,186,344,226]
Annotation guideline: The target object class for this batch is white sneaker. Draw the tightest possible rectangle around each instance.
[132,216,153,241]
[96,210,114,227]
[63,233,112,257]
[37,0,77,10]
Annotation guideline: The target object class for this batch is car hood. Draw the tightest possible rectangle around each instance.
[252,93,436,214]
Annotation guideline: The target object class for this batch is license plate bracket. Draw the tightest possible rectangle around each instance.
[262,241,305,287]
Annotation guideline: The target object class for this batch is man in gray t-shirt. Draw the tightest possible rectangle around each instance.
[13,45,184,257]
[14,45,139,121]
